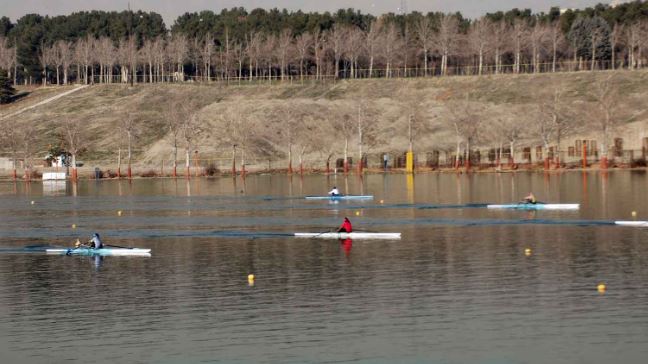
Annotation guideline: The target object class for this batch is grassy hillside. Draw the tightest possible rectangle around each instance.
[2,71,648,170]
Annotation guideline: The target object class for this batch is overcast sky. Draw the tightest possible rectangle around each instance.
[1,0,621,26]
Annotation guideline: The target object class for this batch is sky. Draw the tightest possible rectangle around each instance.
[0,0,623,27]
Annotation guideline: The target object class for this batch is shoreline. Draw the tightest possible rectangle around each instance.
[1,164,645,182]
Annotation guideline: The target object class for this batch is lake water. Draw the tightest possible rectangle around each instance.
[1,171,648,363]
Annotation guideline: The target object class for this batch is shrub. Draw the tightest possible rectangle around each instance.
[140,169,158,178]
[205,164,219,176]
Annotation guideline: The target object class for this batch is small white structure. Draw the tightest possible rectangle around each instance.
[42,172,67,180]
[0,157,14,170]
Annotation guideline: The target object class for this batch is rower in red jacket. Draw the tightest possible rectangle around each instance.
[337,217,352,233]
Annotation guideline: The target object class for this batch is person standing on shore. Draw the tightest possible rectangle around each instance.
[383,154,389,170]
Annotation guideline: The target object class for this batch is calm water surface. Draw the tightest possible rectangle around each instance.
[1,171,648,363]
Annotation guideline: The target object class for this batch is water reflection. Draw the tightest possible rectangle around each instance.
[1,172,648,362]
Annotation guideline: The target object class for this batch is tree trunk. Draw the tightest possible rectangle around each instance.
[117,148,122,178]
[344,138,349,173]
[71,154,78,180]
[287,142,293,174]
[172,143,178,177]
[127,132,132,179]
[185,148,190,179]
[455,139,461,169]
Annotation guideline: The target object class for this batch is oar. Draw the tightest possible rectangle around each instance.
[314,230,334,237]
[104,244,135,249]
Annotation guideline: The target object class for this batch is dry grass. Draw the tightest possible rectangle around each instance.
[2,70,648,166]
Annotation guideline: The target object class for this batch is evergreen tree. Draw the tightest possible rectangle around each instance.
[0,70,16,104]
[568,16,612,60]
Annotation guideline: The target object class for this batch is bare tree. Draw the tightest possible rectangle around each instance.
[261,34,277,82]
[246,32,262,82]
[276,29,293,81]
[181,110,201,178]
[38,42,52,86]
[74,36,93,84]
[0,120,20,179]
[468,17,490,75]
[528,22,548,73]
[125,36,138,84]
[119,115,139,178]
[547,22,564,73]
[60,118,87,180]
[434,14,459,76]
[489,20,508,74]
[57,41,72,85]
[233,42,245,84]
[590,26,605,71]
[610,23,623,70]
[446,98,483,170]
[168,34,189,81]
[200,34,214,82]
[380,23,402,78]
[96,37,115,83]
[164,100,184,177]
[511,19,528,74]
[327,25,346,79]
[344,27,364,79]
[588,75,623,169]
[294,32,312,82]
[312,30,326,80]
[140,38,155,83]
[364,19,382,78]
[414,16,434,76]
[152,36,166,82]
[49,43,62,85]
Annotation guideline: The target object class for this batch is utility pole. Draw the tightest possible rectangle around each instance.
[399,0,408,15]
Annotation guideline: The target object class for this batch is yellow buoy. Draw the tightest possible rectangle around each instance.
[71,224,77,229]
[117,210,123,216]
[597,283,606,293]
[632,211,637,217]
[524,248,532,256]
[248,274,255,286]
[355,211,360,216]
[30,201,35,205]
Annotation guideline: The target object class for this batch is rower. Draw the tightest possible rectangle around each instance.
[337,217,353,233]
[88,233,104,249]
[523,192,537,205]
[328,186,340,197]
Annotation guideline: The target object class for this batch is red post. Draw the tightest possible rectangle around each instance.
[288,160,293,174]
[172,165,177,178]
[117,167,121,178]
[582,143,587,169]
[241,164,246,178]
[544,157,550,171]
[344,159,349,174]
[600,156,608,170]
[127,164,132,179]
[72,167,78,181]
[12,168,17,180]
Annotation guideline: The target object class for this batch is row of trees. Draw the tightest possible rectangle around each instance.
[2,3,648,84]
[0,73,634,179]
